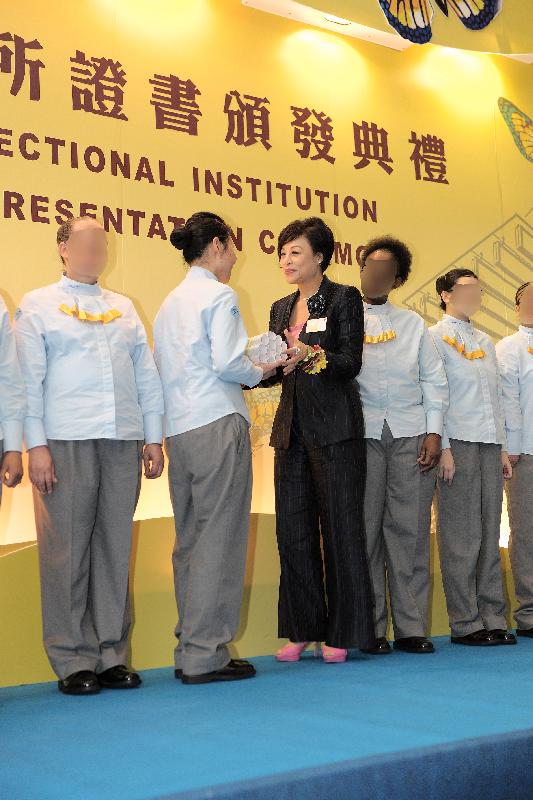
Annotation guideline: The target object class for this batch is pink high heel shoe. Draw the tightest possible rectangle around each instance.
[275,642,320,662]
[322,645,348,663]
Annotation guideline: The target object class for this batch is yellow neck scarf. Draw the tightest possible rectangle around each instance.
[442,335,485,360]
[59,304,122,325]
[364,330,396,345]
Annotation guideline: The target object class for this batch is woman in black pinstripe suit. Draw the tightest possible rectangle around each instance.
[263,217,376,663]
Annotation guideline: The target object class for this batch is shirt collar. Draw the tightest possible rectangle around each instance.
[443,313,473,331]
[188,266,219,282]
[519,325,533,339]
[59,273,102,296]
[364,300,392,314]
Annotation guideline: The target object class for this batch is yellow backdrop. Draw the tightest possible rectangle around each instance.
[0,0,531,686]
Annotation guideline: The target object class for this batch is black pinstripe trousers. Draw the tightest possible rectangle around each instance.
[274,413,376,650]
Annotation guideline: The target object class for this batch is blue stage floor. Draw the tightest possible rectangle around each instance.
[2,636,533,800]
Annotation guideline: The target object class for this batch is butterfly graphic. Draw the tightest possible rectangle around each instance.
[378,0,502,44]
[498,97,533,164]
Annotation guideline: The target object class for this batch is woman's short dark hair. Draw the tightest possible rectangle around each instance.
[359,236,412,286]
[277,217,335,272]
[170,211,231,264]
[435,268,478,311]
[516,281,532,306]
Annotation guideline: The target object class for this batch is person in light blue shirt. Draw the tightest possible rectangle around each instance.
[496,281,533,637]
[428,268,514,647]
[14,215,165,696]
[0,296,25,499]
[357,236,448,656]
[154,211,282,685]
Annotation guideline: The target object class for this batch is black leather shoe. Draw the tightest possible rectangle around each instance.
[394,636,434,653]
[181,658,256,685]
[517,628,533,638]
[451,629,499,646]
[58,670,100,695]
[487,629,517,645]
[97,665,142,689]
[361,637,392,654]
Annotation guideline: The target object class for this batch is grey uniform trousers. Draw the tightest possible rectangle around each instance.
[436,439,507,637]
[505,454,533,629]
[33,439,143,680]
[364,421,435,639]
[165,413,252,677]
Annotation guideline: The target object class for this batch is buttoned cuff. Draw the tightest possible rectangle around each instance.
[143,413,163,445]
[24,417,47,450]
[441,431,451,450]
[425,411,443,437]
[506,430,521,457]
[1,419,23,452]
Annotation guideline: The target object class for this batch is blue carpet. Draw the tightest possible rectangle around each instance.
[2,636,533,800]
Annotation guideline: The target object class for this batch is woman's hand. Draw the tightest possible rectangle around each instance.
[417,433,441,472]
[437,447,455,485]
[509,454,520,467]
[258,358,287,380]
[501,450,513,480]
[282,330,310,376]
[28,445,58,494]
[0,451,23,488]
[143,443,165,479]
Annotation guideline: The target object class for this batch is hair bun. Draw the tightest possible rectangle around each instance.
[170,226,189,250]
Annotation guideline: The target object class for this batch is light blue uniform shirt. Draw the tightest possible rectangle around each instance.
[428,315,506,450]
[496,326,533,456]
[358,301,448,440]
[0,297,25,452]
[153,266,262,437]
[14,275,164,449]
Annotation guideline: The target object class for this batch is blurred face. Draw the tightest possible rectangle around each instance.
[211,236,237,284]
[441,276,482,319]
[59,218,107,282]
[517,283,533,325]
[360,249,400,299]
[279,236,323,285]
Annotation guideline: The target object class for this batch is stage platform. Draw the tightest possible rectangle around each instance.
[2,636,533,800]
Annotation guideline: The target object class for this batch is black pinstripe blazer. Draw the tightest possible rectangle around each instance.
[263,275,365,450]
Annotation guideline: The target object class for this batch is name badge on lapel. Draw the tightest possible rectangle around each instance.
[306,317,327,333]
